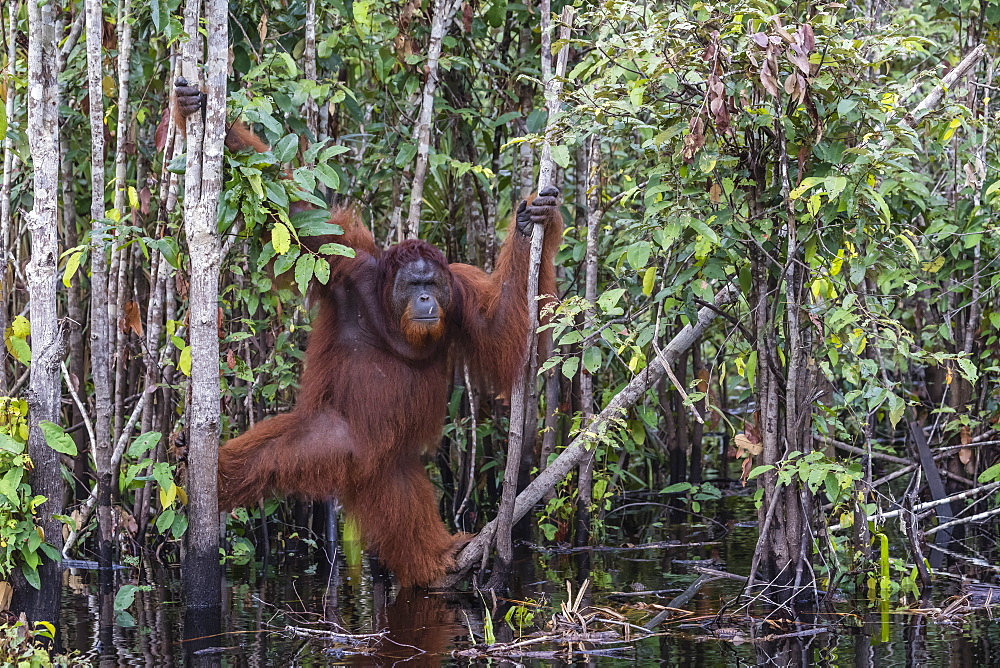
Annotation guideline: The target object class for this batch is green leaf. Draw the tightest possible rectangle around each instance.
[0,433,24,454]
[561,356,579,379]
[114,584,139,612]
[40,421,77,456]
[314,258,331,285]
[128,432,162,459]
[317,243,355,257]
[886,392,906,429]
[627,242,651,271]
[486,0,507,27]
[550,145,570,169]
[62,250,84,288]
[660,482,692,494]
[0,468,22,503]
[21,563,40,590]
[274,134,299,163]
[642,267,656,296]
[150,0,165,29]
[583,346,602,374]
[295,254,316,292]
[396,143,417,168]
[979,462,1000,483]
[265,180,289,208]
[11,315,29,340]
[8,336,30,366]
[155,508,175,534]
[315,164,341,190]
[272,222,292,254]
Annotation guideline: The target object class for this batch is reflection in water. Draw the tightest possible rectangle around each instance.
[53,501,1000,666]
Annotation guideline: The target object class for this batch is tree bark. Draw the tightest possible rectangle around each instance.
[84,0,115,572]
[15,0,63,623]
[576,133,600,543]
[0,0,19,395]
[109,0,134,446]
[404,0,461,239]
[180,0,226,609]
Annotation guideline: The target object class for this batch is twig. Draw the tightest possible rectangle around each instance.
[61,361,95,453]
[62,385,154,558]
[827,481,1000,531]
[924,505,1000,537]
[653,314,704,424]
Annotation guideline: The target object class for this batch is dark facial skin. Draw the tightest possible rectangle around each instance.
[391,258,451,326]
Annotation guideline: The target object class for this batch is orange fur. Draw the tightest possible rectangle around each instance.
[400,304,446,348]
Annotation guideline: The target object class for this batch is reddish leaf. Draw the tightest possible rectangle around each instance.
[751,32,769,48]
[122,301,143,338]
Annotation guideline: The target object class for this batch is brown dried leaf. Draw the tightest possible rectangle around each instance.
[787,45,811,76]
[175,272,189,301]
[751,32,769,48]
[139,187,151,216]
[741,455,754,485]
[734,433,763,457]
[122,301,143,338]
[102,18,117,51]
[775,26,795,44]
[682,115,706,163]
[760,58,779,97]
[709,181,722,204]
[257,13,268,43]
[226,348,236,370]
[959,447,973,466]
[0,581,11,612]
[798,24,816,52]
[961,425,972,445]
[784,73,798,95]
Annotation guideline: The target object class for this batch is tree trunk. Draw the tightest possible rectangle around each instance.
[84,0,115,572]
[180,0,226,609]
[485,3,573,590]
[15,0,63,623]
[404,0,461,239]
[576,133,600,544]
[0,0,19,395]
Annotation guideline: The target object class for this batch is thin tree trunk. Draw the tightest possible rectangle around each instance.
[303,0,318,140]
[83,0,115,572]
[15,0,63,622]
[576,133,600,544]
[0,0,19,395]
[486,5,574,589]
[60,134,88,499]
[181,0,226,610]
[404,0,461,238]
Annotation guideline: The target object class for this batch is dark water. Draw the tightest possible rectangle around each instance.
[57,498,1000,666]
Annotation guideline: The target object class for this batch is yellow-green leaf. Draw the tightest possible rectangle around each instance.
[642,267,656,296]
[178,346,192,377]
[272,222,292,255]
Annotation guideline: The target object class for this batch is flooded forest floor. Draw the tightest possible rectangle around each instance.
[56,492,1000,666]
